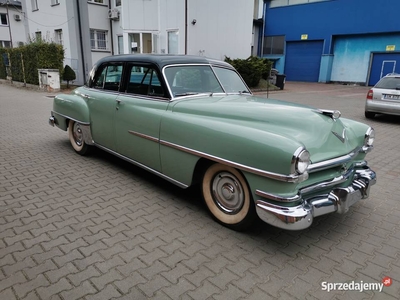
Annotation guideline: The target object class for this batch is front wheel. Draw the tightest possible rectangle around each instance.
[68,120,91,155]
[202,163,256,231]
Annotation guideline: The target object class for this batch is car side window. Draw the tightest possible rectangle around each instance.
[92,64,123,91]
[127,65,165,97]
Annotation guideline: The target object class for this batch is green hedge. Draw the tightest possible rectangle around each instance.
[0,42,64,85]
[225,56,272,87]
[0,48,7,79]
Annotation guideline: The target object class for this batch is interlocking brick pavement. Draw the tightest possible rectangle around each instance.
[1,81,399,299]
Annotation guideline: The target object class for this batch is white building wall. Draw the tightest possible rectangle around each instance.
[119,0,254,60]
[87,1,111,64]
[186,0,253,60]
[0,5,25,47]
[23,1,68,43]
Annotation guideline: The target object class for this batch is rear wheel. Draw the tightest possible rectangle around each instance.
[201,163,256,231]
[68,120,91,155]
[365,111,375,119]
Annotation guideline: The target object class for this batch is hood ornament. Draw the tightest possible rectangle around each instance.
[314,109,341,120]
[332,128,346,143]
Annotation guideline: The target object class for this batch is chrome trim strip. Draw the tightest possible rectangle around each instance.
[257,164,370,203]
[355,161,367,168]
[307,147,361,173]
[93,143,189,189]
[300,171,350,195]
[128,130,159,143]
[51,111,90,125]
[255,190,301,202]
[255,167,376,230]
[127,129,307,183]
[160,140,307,183]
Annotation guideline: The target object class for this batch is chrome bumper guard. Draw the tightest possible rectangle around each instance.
[255,168,376,230]
[49,116,55,126]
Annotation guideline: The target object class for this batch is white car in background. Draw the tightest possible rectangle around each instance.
[365,73,400,118]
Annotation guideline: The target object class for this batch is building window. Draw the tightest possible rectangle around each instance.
[116,0,121,6]
[88,0,104,4]
[51,0,60,6]
[1,14,8,25]
[167,31,179,54]
[90,29,108,50]
[55,29,63,45]
[118,36,123,54]
[0,14,8,25]
[270,0,329,8]
[0,41,11,48]
[32,0,38,10]
[263,36,285,55]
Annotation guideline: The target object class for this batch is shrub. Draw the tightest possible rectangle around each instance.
[0,41,64,85]
[63,65,76,88]
[225,56,272,87]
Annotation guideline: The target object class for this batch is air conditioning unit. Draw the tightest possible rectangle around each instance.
[108,8,119,20]
[14,14,21,21]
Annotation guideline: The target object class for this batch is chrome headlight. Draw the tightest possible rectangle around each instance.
[364,127,375,148]
[292,148,310,174]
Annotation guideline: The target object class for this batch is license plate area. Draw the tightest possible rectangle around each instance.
[383,94,400,101]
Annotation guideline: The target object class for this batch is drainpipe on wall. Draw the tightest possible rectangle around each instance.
[108,1,114,55]
[260,0,267,57]
[76,0,86,85]
[185,0,187,54]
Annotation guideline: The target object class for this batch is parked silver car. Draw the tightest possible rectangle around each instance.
[365,73,400,118]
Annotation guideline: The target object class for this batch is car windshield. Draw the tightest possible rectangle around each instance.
[375,77,400,89]
[164,65,224,97]
[164,65,250,98]
[213,66,250,94]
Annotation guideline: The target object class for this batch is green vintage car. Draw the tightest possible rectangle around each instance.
[49,54,376,231]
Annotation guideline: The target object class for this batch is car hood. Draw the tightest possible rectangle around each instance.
[169,94,361,163]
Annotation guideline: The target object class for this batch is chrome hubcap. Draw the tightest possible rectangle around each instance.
[73,123,83,146]
[212,172,244,214]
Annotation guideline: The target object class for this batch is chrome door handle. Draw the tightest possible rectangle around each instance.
[82,94,89,98]
[116,99,121,104]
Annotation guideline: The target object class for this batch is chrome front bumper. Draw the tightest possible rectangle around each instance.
[255,168,376,230]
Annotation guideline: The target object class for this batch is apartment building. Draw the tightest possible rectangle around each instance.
[0,0,25,48]
[3,0,259,85]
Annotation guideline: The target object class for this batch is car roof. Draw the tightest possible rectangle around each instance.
[94,54,234,69]
[382,73,400,78]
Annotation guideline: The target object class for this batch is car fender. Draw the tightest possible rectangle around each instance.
[52,92,90,130]
[160,112,304,186]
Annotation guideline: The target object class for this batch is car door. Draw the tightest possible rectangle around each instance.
[86,63,123,150]
[114,63,169,172]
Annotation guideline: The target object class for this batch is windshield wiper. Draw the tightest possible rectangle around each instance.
[174,92,200,97]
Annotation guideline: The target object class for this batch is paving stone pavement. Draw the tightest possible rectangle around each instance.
[1,81,399,300]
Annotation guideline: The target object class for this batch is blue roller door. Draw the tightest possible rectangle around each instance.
[368,53,400,86]
[285,41,323,82]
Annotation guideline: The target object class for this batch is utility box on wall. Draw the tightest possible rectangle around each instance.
[38,69,60,92]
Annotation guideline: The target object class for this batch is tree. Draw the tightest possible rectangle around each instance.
[63,65,76,88]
